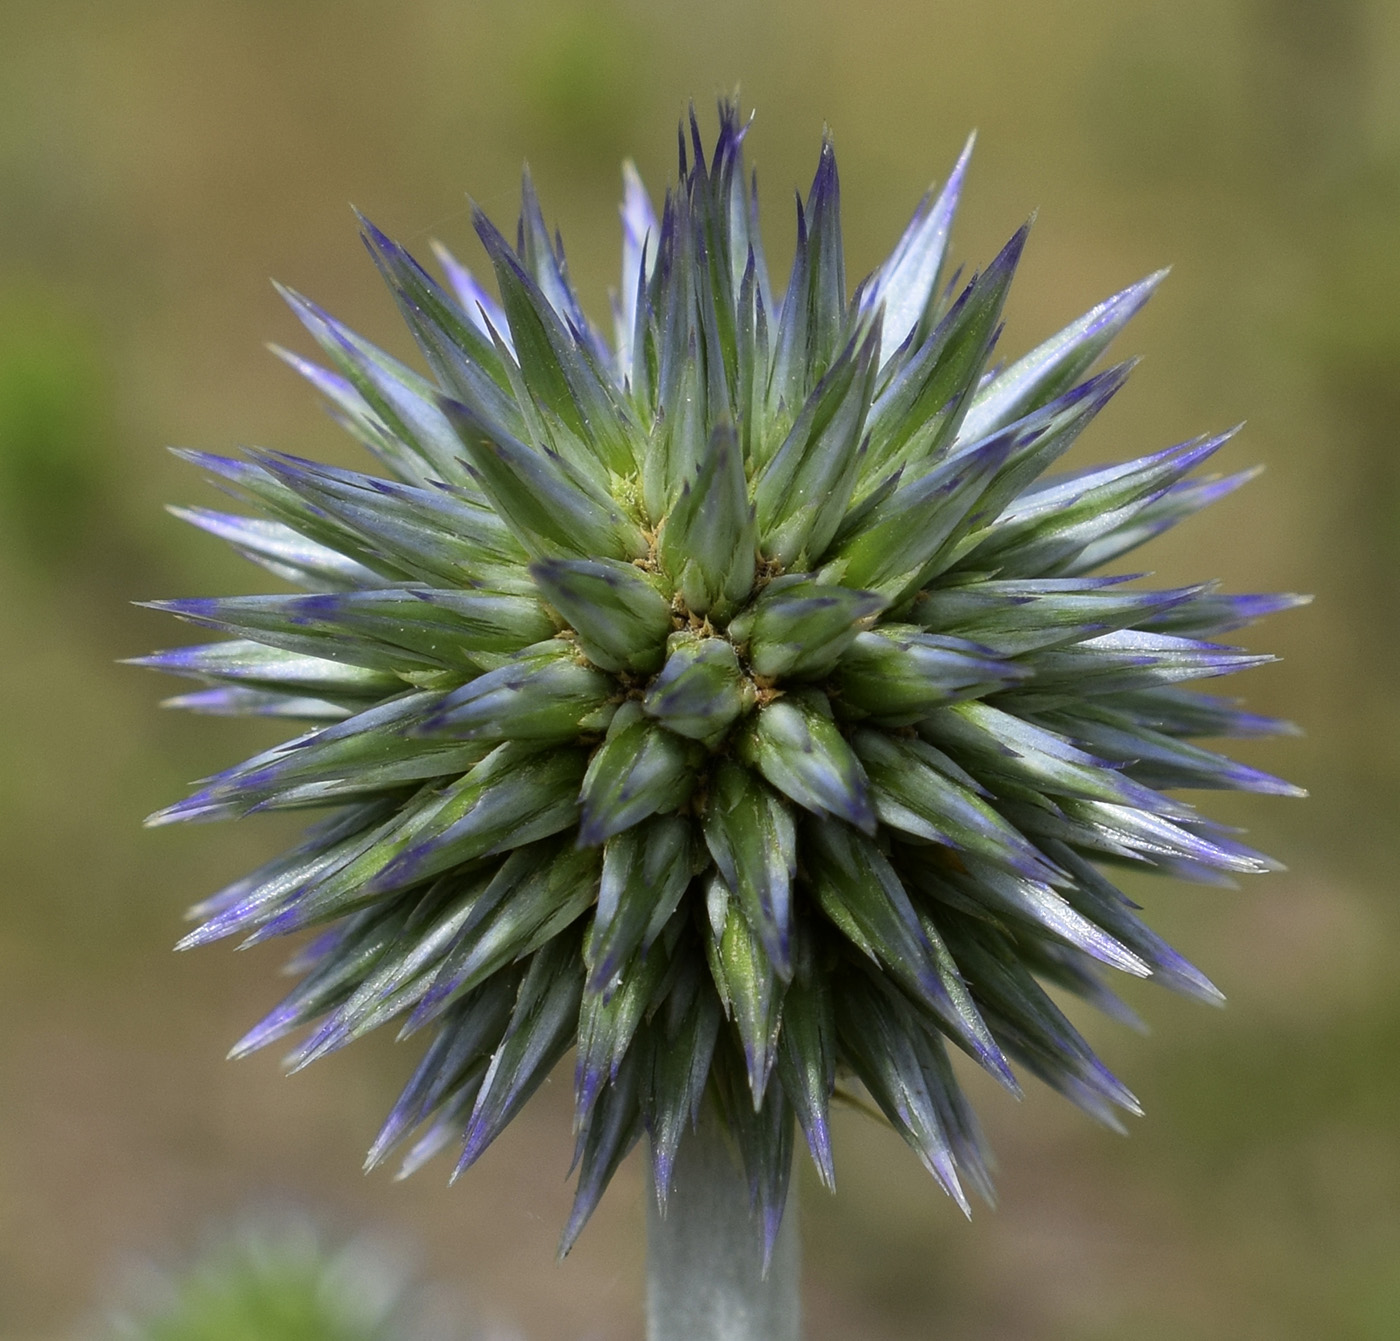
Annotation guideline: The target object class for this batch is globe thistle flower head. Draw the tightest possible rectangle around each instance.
[139,102,1303,1259]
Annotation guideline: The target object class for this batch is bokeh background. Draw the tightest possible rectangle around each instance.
[2,1,1398,1336]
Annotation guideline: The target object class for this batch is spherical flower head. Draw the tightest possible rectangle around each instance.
[138,102,1303,1259]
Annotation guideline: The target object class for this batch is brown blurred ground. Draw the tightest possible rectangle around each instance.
[1,1,1398,1336]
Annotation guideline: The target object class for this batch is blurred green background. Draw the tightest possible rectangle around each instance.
[1,1,1397,1337]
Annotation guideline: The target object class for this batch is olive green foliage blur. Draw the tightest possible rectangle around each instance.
[0,296,108,564]
[1,2,1398,1339]
[102,1225,485,1341]
[115,1232,398,1341]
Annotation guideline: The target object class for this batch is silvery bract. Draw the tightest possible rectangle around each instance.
[139,103,1302,1259]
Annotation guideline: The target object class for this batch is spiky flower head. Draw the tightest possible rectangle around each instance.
[139,103,1302,1258]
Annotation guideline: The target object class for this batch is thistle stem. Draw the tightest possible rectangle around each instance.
[645,1111,801,1341]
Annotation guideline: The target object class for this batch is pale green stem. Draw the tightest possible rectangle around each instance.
[645,1111,800,1341]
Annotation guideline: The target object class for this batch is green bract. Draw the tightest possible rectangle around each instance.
[138,103,1302,1258]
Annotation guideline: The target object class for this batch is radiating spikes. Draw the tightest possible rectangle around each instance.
[914,575,1200,656]
[278,746,587,925]
[768,135,846,414]
[865,132,974,364]
[741,155,776,322]
[405,842,600,1032]
[913,1019,999,1208]
[702,761,798,979]
[430,239,514,352]
[996,432,1233,527]
[1073,466,1262,575]
[516,167,603,359]
[642,634,754,745]
[753,320,881,567]
[1039,840,1225,1005]
[774,960,836,1189]
[711,100,758,297]
[244,447,528,581]
[934,361,1137,557]
[853,729,1062,883]
[473,206,636,474]
[968,431,1237,577]
[942,921,1142,1125]
[1024,938,1148,1032]
[685,177,742,432]
[740,691,876,833]
[167,505,389,590]
[831,627,1025,723]
[835,433,1017,600]
[575,944,669,1125]
[647,960,723,1208]
[155,718,400,826]
[1012,629,1275,700]
[803,134,846,379]
[141,108,1298,1237]
[646,328,706,521]
[269,344,413,478]
[806,825,1012,1085]
[1141,589,1312,638]
[440,395,646,562]
[656,422,757,618]
[371,1032,470,1166]
[957,269,1168,445]
[167,449,406,579]
[366,976,519,1169]
[141,587,555,674]
[561,1040,647,1256]
[158,690,493,820]
[734,248,764,461]
[419,640,614,743]
[704,872,785,1106]
[226,905,404,1058]
[275,282,489,484]
[587,816,693,994]
[906,845,1149,977]
[1033,700,1305,796]
[1003,793,1279,877]
[646,195,698,491]
[834,974,973,1214]
[624,232,654,408]
[728,576,887,680]
[158,687,349,721]
[130,639,400,698]
[920,700,1196,818]
[354,213,521,423]
[1111,685,1300,739]
[709,1036,797,1270]
[859,222,1028,487]
[528,558,673,675]
[285,873,503,1071]
[457,935,585,1173]
[395,1073,487,1180]
[614,161,657,381]
[178,801,392,932]
[687,103,709,183]
[578,704,698,847]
